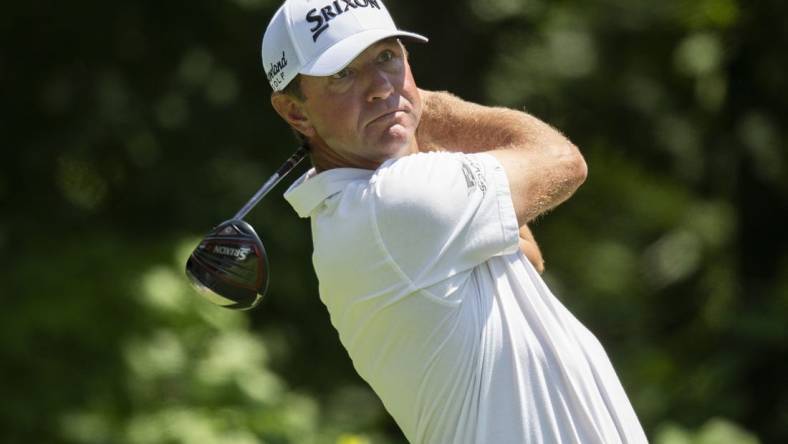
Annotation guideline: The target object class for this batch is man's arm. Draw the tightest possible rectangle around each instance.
[417,89,587,226]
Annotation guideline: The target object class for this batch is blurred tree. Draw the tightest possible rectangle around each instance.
[1,0,786,442]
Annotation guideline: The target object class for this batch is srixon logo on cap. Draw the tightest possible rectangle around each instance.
[306,0,381,42]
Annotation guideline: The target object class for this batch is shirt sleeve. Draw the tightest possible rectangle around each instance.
[371,151,520,289]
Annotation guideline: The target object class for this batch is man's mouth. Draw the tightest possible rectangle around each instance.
[367,109,407,126]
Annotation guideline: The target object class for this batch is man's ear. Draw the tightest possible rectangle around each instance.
[271,93,315,138]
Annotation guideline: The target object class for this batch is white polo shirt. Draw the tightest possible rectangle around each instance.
[285,151,648,444]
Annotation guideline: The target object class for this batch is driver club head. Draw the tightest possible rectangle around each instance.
[185,219,269,310]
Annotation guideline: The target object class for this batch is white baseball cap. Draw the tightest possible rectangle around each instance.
[262,0,428,91]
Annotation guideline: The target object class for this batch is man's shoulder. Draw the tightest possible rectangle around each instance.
[284,167,374,218]
[373,151,493,210]
[291,150,497,225]
[376,150,465,175]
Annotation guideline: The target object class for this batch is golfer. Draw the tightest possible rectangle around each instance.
[263,0,648,442]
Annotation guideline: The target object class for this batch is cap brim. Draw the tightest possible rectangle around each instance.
[300,29,428,77]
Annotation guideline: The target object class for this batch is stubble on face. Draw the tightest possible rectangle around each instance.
[298,39,422,171]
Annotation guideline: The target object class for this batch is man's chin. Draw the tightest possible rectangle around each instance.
[369,127,417,159]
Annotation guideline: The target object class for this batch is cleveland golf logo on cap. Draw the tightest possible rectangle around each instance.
[306,0,382,42]
[266,51,289,89]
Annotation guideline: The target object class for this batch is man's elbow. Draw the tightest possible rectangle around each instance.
[557,142,587,191]
[570,147,588,188]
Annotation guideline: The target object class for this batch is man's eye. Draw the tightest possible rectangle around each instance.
[331,68,350,80]
[378,50,395,62]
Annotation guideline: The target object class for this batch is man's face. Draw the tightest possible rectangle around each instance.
[281,39,422,169]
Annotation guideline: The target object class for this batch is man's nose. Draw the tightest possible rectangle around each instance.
[365,68,395,102]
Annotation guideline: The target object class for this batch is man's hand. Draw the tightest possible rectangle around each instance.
[417,89,587,226]
[519,225,545,273]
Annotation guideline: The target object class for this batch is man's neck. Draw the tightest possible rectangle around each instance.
[310,138,420,173]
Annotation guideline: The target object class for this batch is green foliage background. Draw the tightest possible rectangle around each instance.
[2,0,786,442]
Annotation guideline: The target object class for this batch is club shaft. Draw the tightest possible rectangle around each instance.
[233,145,309,220]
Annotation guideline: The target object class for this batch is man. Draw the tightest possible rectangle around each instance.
[262,0,648,442]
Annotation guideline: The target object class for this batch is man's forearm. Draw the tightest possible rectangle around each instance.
[417,89,568,155]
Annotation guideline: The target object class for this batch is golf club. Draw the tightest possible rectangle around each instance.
[185,145,308,310]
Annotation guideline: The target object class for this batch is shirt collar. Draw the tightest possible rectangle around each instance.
[284,167,374,218]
